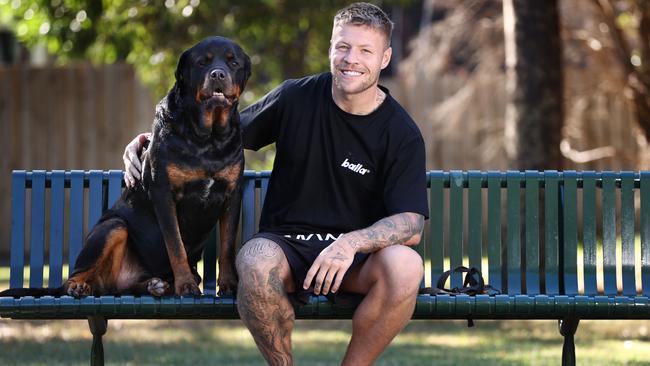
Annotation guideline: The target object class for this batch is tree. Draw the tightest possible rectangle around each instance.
[503,0,564,170]
[591,0,650,142]
[0,0,353,101]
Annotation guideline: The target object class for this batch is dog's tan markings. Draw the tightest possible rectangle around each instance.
[204,110,215,129]
[218,108,231,127]
[93,227,129,292]
[215,163,242,191]
[65,227,130,296]
[167,164,208,188]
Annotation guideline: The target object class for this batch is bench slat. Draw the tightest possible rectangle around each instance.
[449,170,464,288]
[88,170,103,229]
[602,172,617,294]
[507,171,522,294]
[487,171,503,293]
[525,171,540,295]
[107,170,123,208]
[468,171,482,271]
[68,170,85,273]
[241,174,256,244]
[202,227,217,295]
[48,171,65,288]
[621,172,636,296]
[10,171,26,289]
[642,172,650,295]
[29,171,46,288]
[544,171,560,295]
[429,171,444,288]
[562,171,579,295]
[260,178,268,207]
[582,172,598,295]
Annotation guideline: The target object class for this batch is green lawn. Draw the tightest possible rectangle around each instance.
[1,318,650,365]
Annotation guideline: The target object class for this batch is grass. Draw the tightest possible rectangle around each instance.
[1,318,650,365]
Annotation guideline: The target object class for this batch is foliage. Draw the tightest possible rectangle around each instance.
[0,0,360,102]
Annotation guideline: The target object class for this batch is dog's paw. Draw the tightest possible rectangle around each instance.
[147,277,170,296]
[64,279,92,297]
[217,267,238,296]
[176,282,201,296]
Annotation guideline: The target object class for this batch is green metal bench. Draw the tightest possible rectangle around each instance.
[2,170,650,365]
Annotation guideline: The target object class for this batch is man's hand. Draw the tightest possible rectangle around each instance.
[303,212,424,296]
[122,133,151,188]
[303,238,356,295]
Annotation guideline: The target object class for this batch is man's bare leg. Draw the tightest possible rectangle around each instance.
[339,245,423,366]
[236,238,296,365]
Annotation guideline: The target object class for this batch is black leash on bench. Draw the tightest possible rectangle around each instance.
[419,266,500,327]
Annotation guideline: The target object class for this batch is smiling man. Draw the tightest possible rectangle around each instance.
[123,3,428,365]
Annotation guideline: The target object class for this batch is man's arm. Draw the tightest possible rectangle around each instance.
[340,212,424,252]
[303,212,424,295]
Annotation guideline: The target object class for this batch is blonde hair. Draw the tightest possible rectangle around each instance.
[333,2,394,47]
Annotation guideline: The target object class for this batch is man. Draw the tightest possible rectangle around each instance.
[123,3,427,365]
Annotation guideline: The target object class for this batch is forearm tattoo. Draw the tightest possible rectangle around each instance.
[345,213,424,253]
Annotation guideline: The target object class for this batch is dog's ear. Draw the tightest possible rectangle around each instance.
[174,48,191,92]
[237,51,252,92]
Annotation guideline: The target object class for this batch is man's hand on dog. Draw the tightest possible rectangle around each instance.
[303,238,356,296]
[123,132,151,188]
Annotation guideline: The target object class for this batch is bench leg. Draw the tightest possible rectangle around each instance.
[88,316,108,366]
[558,317,580,366]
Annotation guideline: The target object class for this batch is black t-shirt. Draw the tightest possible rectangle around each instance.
[240,72,428,235]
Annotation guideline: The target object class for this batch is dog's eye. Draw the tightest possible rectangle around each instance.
[197,59,207,67]
[231,60,239,67]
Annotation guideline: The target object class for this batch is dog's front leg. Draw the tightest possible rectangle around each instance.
[217,184,242,295]
[150,185,201,296]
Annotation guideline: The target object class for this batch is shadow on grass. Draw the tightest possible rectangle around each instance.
[1,319,650,365]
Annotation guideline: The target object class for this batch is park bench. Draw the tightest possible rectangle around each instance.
[1,169,650,366]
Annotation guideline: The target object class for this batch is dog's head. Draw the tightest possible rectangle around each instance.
[174,36,251,131]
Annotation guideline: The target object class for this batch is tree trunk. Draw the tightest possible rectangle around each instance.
[591,0,650,142]
[503,0,564,170]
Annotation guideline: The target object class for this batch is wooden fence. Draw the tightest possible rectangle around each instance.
[0,63,155,256]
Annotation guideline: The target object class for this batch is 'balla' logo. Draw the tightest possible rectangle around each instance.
[341,158,370,175]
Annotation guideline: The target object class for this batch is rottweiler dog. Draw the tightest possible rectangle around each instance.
[1,36,251,298]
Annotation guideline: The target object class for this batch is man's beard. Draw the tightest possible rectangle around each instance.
[331,63,378,95]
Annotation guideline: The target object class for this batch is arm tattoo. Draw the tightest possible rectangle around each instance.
[344,213,424,254]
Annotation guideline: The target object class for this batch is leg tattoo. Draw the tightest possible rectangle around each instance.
[236,239,295,365]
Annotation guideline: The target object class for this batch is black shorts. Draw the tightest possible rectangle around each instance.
[250,232,369,304]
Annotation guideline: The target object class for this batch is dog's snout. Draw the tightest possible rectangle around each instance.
[210,68,227,81]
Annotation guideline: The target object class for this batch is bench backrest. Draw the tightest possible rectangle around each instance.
[8,170,650,297]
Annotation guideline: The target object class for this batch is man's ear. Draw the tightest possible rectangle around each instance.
[381,46,392,70]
